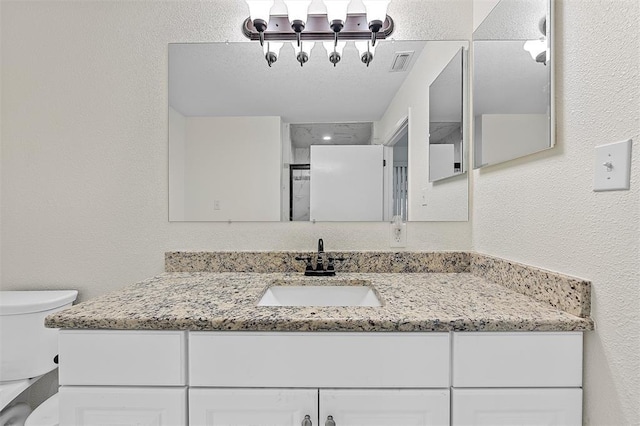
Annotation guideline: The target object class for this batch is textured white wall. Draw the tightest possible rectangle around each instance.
[168,106,186,221]
[471,1,640,424]
[0,0,473,302]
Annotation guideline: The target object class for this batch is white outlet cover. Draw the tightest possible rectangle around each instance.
[389,223,407,248]
[594,139,632,191]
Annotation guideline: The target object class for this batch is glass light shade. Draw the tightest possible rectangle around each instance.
[263,41,283,56]
[284,0,312,24]
[355,40,376,56]
[324,0,349,23]
[246,0,274,23]
[362,0,390,24]
[523,38,546,61]
[323,41,346,58]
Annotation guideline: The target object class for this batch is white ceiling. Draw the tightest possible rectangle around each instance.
[168,41,426,123]
[290,122,372,148]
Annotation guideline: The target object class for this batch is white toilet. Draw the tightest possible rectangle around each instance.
[0,290,78,426]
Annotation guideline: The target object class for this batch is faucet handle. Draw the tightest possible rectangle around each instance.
[295,256,314,272]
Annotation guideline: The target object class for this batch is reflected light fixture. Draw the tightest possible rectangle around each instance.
[264,41,283,67]
[242,0,394,67]
[323,135,332,141]
[293,41,314,67]
[323,41,346,66]
[523,16,548,65]
[355,40,376,67]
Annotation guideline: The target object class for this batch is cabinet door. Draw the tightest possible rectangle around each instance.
[190,388,318,426]
[319,389,450,426]
[452,388,582,426]
[59,386,187,426]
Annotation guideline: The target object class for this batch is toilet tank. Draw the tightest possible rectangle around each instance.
[0,291,78,381]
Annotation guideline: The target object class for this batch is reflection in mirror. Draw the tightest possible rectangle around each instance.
[168,41,469,222]
[429,48,465,182]
[472,0,554,169]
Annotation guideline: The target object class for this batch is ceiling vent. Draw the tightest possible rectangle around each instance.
[389,51,414,72]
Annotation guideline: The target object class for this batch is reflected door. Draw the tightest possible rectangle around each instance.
[310,145,384,221]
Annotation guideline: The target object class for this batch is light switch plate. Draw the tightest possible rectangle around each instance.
[594,139,632,191]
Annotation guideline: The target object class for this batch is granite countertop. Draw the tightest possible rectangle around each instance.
[45,272,593,332]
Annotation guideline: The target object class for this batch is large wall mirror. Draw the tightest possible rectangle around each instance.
[169,40,469,222]
[429,47,465,182]
[472,0,554,169]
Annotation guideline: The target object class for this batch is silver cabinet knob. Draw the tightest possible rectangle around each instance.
[325,415,336,426]
[302,414,312,426]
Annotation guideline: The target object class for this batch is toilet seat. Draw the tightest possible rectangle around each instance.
[25,393,58,426]
[0,378,39,411]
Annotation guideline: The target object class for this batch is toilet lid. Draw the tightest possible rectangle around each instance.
[25,393,59,426]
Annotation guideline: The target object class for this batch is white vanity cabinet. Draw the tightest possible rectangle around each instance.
[58,330,188,425]
[451,332,583,426]
[57,330,583,426]
[188,332,451,426]
[189,388,450,426]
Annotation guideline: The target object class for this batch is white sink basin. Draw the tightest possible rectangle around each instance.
[258,281,381,307]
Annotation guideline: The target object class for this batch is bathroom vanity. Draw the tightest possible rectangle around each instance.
[47,252,592,426]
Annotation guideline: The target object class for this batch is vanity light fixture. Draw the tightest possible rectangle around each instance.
[362,0,390,46]
[284,0,312,46]
[242,0,394,67]
[246,0,275,46]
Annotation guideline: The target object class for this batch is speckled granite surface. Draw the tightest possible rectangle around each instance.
[165,251,471,273]
[165,251,592,319]
[471,253,591,318]
[45,272,593,332]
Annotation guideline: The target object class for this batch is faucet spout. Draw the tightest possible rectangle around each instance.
[317,238,324,254]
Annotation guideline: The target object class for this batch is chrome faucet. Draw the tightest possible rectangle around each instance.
[295,238,344,276]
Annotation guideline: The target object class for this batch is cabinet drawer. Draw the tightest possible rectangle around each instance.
[190,332,450,388]
[59,386,187,426]
[59,330,187,386]
[452,332,582,387]
[452,388,582,425]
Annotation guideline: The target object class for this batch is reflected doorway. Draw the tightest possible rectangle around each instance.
[289,164,310,221]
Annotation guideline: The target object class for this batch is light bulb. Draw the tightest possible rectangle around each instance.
[324,0,349,32]
[284,0,311,28]
[363,0,390,27]
[246,0,274,45]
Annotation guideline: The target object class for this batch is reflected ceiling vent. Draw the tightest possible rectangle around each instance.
[389,51,414,72]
